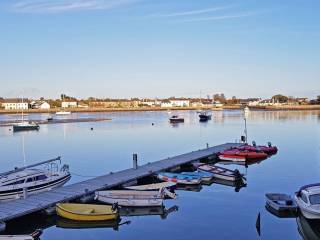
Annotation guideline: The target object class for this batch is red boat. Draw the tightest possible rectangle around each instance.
[219,149,268,162]
[234,142,278,155]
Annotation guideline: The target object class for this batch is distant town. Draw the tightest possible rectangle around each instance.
[0,94,319,112]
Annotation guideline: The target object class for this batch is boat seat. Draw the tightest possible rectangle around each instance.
[82,209,95,214]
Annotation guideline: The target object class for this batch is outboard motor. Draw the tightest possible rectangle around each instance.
[268,142,272,147]
[112,202,119,211]
[252,141,256,147]
[241,135,246,143]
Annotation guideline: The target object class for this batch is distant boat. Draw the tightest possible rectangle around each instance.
[13,121,40,132]
[196,164,244,182]
[235,142,278,155]
[157,172,201,185]
[12,97,40,132]
[295,183,320,219]
[169,115,184,123]
[198,111,212,122]
[56,111,71,115]
[95,190,167,207]
[56,203,118,221]
[0,229,42,240]
[125,182,176,191]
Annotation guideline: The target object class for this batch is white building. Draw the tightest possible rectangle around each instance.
[161,100,173,108]
[212,101,224,107]
[30,100,51,109]
[61,101,77,108]
[2,98,29,110]
[170,99,190,107]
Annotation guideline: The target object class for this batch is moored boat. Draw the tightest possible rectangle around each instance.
[198,111,212,122]
[125,182,176,191]
[55,111,71,115]
[157,172,201,185]
[0,229,42,240]
[196,164,244,182]
[234,142,278,155]
[95,190,168,207]
[169,115,184,123]
[265,193,297,212]
[56,203,118,221]
[0,158,70,202]
[180,171,214,182]
[295,183,320,219]
[13,122,40,132]
[219,149,268,162]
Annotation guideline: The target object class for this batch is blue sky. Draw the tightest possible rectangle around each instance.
[0,0,319,99]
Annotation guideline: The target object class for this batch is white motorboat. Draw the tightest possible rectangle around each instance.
[295,183,320,219]
[55,111,71,115]
[0,158,70,202]
[94,189,172,207]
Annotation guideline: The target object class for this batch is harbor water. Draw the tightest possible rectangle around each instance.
[0,110,319,239]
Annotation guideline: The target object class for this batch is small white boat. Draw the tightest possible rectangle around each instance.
[95,190,168,207]
[196,164,244,182]
[0,158,70,202]
[295,183,320,219]
[125,182,176,191]
[157,172,201,185]
[0,229,42,240]
[265,193,297,212]
[56,111,71,115]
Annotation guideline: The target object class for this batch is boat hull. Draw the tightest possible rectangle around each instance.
[13,125,39,132]
[157,173,201,185]
[0,174,71,202]
[295,195,320,219]
[56,203,118,221]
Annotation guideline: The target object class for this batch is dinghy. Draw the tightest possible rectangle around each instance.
[125,182,176,191]
[180,171,214,182]
[95,190,168,207]
[265,193,297,212]
[295,183,320,219]
[196,164,244,182]
[157,172,201,185]
[56,203,118,221]
[219,149,268,162]
[0,229,42,240]
[234,142,278,155]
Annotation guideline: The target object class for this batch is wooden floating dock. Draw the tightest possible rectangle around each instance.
[0,143,240,225]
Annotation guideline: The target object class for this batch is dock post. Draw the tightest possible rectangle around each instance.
[133,154,138,169]
[23,187,28,199]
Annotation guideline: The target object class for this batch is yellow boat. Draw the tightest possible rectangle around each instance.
[56,203,118,221]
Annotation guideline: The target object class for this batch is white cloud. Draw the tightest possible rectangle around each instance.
[181,12,259,22]
[11,0,139,13]
[149,6,232,18]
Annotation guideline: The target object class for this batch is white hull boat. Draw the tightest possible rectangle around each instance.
[95,190,165,207]
[0,229,42,240]
[55,111,71,115]
[295,183,320,219]
[125,182,176,191]
[196,164,243,182]
[0,158,70,202]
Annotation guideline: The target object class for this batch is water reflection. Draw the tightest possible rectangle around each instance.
[297,215,320,240]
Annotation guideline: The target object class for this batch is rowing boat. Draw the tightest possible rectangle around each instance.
[56,203,118,221]
[196,164,243,182]
[157,172,201,185]
[0,229,42,240]
[124,182,176,191]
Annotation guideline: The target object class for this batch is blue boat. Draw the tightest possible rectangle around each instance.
[157,172,201,185]
[180,171,214,182]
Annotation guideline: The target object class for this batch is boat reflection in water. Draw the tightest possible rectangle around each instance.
[203,178,247,192]
[297,215,320,240]
[56,217,130,231]
[119,205,178,220]
[176,184,203,192]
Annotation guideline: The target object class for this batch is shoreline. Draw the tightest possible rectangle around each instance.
[0,105,319,115]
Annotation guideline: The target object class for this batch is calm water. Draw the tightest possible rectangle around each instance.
[0,110,319,239]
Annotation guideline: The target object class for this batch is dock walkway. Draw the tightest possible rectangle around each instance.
[0,143,239,223]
